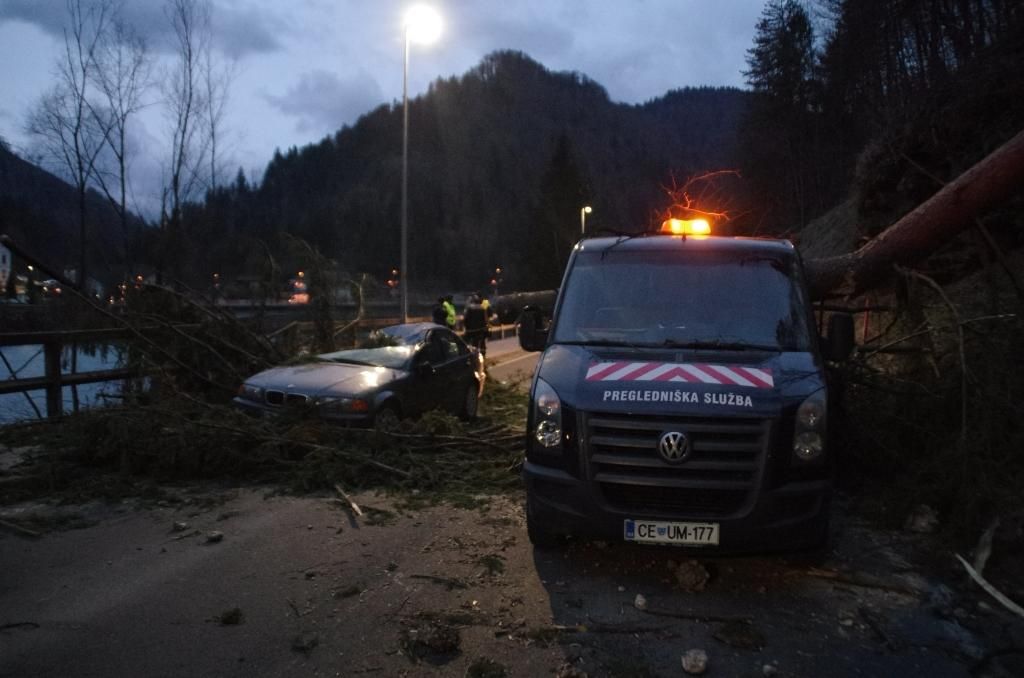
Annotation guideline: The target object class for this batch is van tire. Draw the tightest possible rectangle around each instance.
[526,496,561,548]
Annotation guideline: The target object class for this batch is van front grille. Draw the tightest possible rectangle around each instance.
[585,412,769,517]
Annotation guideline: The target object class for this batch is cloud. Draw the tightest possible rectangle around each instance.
[264,69,385,135]
[0,0,67,35]
[214,4,282,58]
[0,0,282,59]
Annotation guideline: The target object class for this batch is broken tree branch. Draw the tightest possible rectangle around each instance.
[334,483,363,517]
[955,553,1024,618]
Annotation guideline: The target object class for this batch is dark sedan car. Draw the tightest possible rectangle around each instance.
[233,323,485,429]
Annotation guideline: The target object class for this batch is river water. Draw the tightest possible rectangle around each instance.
[0,344,126,425]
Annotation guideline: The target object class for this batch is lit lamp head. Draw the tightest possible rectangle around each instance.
[661,218,712,236]
[404,5,442,44]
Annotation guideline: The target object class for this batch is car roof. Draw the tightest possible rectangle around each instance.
[380,322,447,344]
[576,234,796,257]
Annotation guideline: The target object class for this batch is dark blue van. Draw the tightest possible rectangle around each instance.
[517,229,853,553]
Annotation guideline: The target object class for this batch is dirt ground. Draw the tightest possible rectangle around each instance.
[2,485,1023,678]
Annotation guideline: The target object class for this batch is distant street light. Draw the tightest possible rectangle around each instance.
[401,5,442,322]
[580,205,592,235]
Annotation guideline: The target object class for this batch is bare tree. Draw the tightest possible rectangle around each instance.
[202,52,235,192]
[26,0,114,291]
[92,12,152,272]
[162,0,213,234]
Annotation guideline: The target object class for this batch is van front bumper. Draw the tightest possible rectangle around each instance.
[523,460,831,555]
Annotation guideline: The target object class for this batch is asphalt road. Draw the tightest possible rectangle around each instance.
[486,337,539,387]
[0,489,1008,677]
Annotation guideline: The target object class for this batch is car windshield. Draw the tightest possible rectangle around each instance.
[317,345,415,369]
[551,249,812,351]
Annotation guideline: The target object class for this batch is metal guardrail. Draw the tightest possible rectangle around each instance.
[0,328,136,418]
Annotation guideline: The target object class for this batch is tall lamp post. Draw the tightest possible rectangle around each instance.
[580,205,592,236]
[401,5,442,322]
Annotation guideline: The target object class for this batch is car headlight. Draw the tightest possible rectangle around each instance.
[237,382,264,402]
[793,391,826,462]
[533,378,562,450]
[316,396,370,414]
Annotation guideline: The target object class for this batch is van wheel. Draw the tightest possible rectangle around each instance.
[526,496,561,548]
[459,382,479,421]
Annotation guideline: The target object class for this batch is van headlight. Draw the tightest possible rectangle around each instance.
[533,378,562,450]
[793,391,826,462]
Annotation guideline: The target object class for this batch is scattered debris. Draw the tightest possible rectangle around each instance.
[713,620,765,650]
[466,657,508,678]
[859,606,901,652]
[681,648,708,675]
[401,622,461,664]
[335,483,363,517]
[205,530,224,544]
[0,518,41,538]
[291,631,319,654]
[478,554,506,575]
[217,607,244,625]
[171,521,189,532]
[334,584,362,599]
[634,593,648,611]
[555,662,588,678]
[673,560,710,592]
[0,622,40,632]
[904,504,939,533]
[411,574,469,590]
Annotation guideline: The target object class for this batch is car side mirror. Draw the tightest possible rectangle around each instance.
[415,361,435,377]
[517,306,549,352]
[824,313,855,362]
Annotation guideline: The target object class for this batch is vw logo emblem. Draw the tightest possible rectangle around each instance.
[658,431,690,463]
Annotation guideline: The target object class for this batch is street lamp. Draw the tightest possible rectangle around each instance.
[401,4,442,322]
[580,205,592,235]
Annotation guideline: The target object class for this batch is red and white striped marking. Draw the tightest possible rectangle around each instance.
[585,361,774,389]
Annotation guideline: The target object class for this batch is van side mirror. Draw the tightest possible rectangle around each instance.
[824,313,855,362]
[517,306,549,352]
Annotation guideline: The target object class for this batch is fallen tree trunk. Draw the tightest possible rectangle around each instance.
[805,127,1024,298]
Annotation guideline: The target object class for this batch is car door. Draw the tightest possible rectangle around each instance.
[407,333,445,416]
[432,329,472,413]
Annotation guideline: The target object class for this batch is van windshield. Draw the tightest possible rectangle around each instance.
[551,249,812,351]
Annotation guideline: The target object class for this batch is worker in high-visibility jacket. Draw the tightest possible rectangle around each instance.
[442,295,456,330]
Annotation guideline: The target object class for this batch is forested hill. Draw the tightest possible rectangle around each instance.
[0,143,128,283]
[182,51,751,291]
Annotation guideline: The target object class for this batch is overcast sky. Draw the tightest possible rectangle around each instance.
[0,0,764,213]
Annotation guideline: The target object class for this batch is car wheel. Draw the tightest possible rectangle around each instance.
[374,403,401,433]
[459,382,479,420]
[526,495,561,549]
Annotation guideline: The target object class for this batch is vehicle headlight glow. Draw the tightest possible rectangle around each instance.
[317,396,370,414]
[533,378,562,451]
[237,383,263,401]
[792,391,826,462]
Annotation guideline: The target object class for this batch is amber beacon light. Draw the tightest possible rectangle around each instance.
[661,218,711,236]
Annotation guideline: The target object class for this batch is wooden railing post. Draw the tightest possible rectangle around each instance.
[43,339,62,418]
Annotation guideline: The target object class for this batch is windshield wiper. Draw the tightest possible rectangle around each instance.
[660,339,781,352]
[557,339,645,349]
